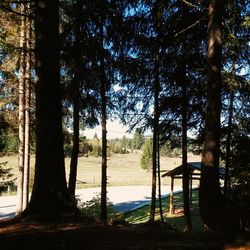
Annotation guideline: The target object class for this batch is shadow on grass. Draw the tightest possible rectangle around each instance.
[116,189,203,232]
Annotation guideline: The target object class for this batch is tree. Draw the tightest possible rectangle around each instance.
[180,61,192,232]
[14,2,33,213]
[68,0,82,197]
[0,4,23,158]
[140,138,153,171]
[132,128,144,150]
[199,0,225,229]
[22,3,32,210]
[16,2,26,214]
[100,1,108,223]
[24,0,77,220]
[149,0,161,222]
[0,161,15,194]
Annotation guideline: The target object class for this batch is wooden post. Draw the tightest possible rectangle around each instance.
[169,176,174,214]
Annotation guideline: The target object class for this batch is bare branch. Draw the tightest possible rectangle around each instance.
[174,15,206,38]
[181,0,200,9]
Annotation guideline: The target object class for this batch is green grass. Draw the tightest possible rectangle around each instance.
[1,153,200,188]
[117,189,203,232]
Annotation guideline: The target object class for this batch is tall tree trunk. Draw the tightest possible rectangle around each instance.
[150,0,161,222]
[68,0,81,197]
[22,6,32,210]
[68,86,80,197]
[223,91,234,198]
[181,63,192,232]
[25,0,76,220]
[100,11,107,224]
[157,135,164,222]
[150,115,157,222]
[149,27,160,224]
[16,3,26,214]
[199,0,225,229]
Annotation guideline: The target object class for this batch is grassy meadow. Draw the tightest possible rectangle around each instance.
[0,152,201,189]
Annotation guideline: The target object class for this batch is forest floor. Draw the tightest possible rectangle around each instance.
[0,220,250,250]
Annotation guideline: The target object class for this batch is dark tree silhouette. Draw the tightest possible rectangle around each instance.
[25,0,77,220]
[199,0,225,229]
[68,0,82,197]
[100,5,108,223]
[180,62,192,232]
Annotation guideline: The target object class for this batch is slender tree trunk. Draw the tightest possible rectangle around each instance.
[150,121,157,221]
[157,135,164,222]
[68,0,81,197]
[149,48,160,222]
[100,11,107,223]
[199,0,225,229]
[149,0,161,223]
[68,87,80,196]
[181,63,192,232]
[25,0,76,220]
[223,91,234,197]
[22,7,32,210]
[16,3,26,214]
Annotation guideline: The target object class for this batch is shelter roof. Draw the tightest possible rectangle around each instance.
[162,162,225,179]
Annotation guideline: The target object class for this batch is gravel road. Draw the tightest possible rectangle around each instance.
[0,185,182,219]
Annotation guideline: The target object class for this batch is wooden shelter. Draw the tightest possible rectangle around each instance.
[162,162,225,214]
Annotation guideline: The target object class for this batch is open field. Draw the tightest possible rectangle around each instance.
[0,152,201,189]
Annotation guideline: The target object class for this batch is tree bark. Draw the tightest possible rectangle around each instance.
[22,5,32,210]
[25,0,76,220]
[68,0,81,197]
[16,2,26,214]
[199,0,225,229]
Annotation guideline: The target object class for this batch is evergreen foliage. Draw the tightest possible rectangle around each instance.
[140,138,153,171]
[0,161,15,194]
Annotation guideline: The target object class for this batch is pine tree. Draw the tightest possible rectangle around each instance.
[68,0,82,197]
[24,0,77,220]
[199,0,225,229]
[100,0,108,223]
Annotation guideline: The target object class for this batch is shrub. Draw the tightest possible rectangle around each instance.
[0,161,15,194]
[90,144,102,157]
[7,135,18,153]
[77,193,116,220]
[140,138,153,171]
[64,144,72,157]
[0,134,18,153]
